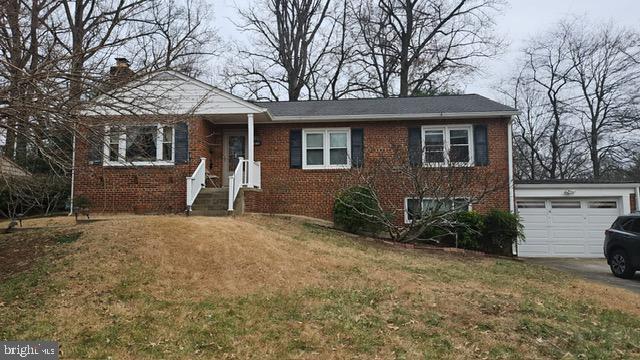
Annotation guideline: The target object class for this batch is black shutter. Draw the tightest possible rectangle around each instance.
[473,124,489,166]
[290,129,302,168]
[351,128,364,168]
[408,127,422,166]
[174,122,189,164]
[88,126,104,165]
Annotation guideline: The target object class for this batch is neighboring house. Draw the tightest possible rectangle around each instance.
[72,67,518,221]
[0,155,31,177]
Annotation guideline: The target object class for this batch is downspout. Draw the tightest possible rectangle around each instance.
[68,131,76,215]
[507,117,516,256]
[508,117,515,212]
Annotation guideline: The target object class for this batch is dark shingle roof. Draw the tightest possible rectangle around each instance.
[257,94,516,118]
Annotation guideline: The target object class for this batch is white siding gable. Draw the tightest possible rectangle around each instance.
[86,71,266,116]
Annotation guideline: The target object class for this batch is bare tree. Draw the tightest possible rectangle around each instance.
[131,0,220,78]
[565,22,640,179]
[354,0,503,97]
[228,0,333,101]
[337,143,505,242]
[352,0,399,97]
[501,19,640,181]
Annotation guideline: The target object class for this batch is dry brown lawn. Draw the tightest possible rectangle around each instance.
[1,214,640,359]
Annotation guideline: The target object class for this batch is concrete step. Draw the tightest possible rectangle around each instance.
[190,209,230,217]
[199,188,229,194]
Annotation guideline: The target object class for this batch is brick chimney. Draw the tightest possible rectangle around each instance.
[109,57,134,84]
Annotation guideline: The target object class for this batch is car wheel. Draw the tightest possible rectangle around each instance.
[609,249,636,279]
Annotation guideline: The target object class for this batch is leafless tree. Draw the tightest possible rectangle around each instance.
[0,0,223,220]
[354,0,503,97]
[351,0,399,97]
[564,22,640,179]
[227,0,333,101]
[130,0,220,78]
[501,19,640,181]
[337,143,505,242]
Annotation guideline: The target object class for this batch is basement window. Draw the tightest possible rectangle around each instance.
[405,197,471,223]
[104,124,174,166]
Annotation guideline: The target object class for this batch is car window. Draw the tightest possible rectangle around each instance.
[620,218,640,234]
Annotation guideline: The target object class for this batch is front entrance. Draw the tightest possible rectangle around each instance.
[223,131,248,186]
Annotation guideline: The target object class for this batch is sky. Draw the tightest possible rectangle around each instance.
[210,0,640,100]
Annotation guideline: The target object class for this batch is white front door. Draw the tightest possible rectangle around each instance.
[223,131,248,186]
[517,198,620,258]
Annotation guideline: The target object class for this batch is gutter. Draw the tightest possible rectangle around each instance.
[268,111,519,123]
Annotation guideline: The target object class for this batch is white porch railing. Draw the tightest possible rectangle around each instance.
[186,157,207,211]
[228,157,261,211]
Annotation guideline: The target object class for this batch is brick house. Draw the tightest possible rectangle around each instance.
[72,69,518,222]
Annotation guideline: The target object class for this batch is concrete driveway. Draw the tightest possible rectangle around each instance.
[526,258,640,294]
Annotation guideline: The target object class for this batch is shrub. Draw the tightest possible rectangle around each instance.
[482,210,524,255]
[333,186,386,235]
[452,211,485,250]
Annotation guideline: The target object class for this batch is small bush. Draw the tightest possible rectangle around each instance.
[482,210,524,255]
[333,186,386,235]
[452,211,485,250]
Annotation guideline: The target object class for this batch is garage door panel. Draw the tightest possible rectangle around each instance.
[524,229,549,240]
[552,244,588,257]
[550,232,588,242]
[518,197,619,258]
[550,214,585,224]
[519,244,551,256]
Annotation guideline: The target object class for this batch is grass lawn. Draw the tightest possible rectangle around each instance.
[1,215,639,359]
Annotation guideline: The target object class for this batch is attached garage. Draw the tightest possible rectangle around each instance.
[514,182,640,258]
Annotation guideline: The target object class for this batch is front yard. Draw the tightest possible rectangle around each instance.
[1,215,639,359]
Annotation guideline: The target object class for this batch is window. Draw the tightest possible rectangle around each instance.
[588,201,617,209]
[516,201,546,209]
[405,197,471,223]
[422,125,473,166]
[108,126,123,162]
[162,126,174,161]
[302,129,351,169]
[104,124,174,165]
[620,218,640,234]
[126,126,157,162]
[551,201,581,209]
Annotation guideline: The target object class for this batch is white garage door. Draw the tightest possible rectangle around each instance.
[517,199,620,258]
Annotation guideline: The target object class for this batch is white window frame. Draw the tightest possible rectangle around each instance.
[103,124,175,166]
[302,128,351,170]
[404,197,472,224]
[421,125,474,166]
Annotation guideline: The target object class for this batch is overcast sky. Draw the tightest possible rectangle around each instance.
[211,0,640,100]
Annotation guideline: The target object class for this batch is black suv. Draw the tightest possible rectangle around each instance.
[605,214,640,278]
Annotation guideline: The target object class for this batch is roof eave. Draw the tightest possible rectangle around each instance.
[267,111,518,122]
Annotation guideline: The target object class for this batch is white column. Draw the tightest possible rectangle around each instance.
[635,186,640,212]
[247,113,255,187]
[622,194,631,215]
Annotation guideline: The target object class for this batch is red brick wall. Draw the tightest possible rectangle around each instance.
[74,116,211,213]
[243,118,511,221]
[74,116,512,220]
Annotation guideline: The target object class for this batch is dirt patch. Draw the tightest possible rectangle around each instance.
[0,216,82,281]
